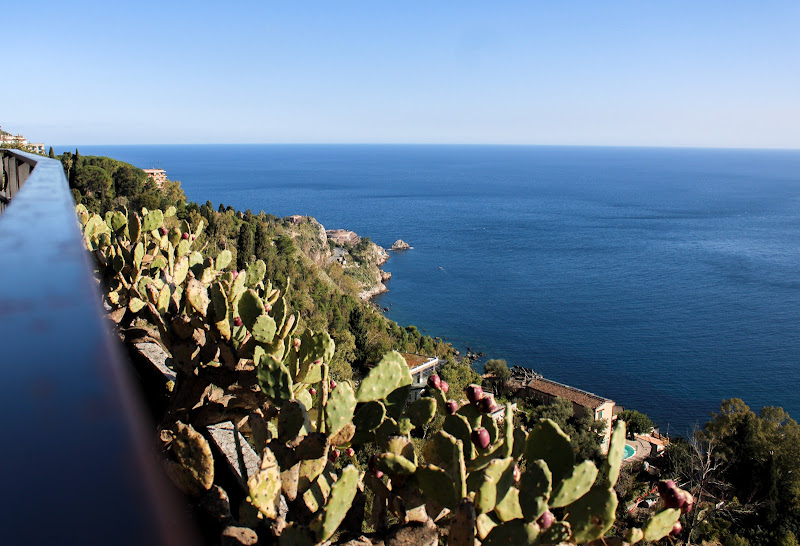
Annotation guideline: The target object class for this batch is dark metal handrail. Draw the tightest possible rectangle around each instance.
[0,149,195,544]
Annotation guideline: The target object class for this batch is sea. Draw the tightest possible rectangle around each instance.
[56,144,800,436]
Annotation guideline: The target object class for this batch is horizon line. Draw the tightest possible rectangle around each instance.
[50,142,800,152]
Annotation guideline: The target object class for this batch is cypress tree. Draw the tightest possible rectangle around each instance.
[237,222,255,269]
[255,221,270,260]
[48,147,55,158]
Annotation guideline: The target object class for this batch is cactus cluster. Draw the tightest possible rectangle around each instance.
[78,203,690,545]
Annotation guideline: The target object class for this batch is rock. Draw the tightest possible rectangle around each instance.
[391,239,411,250]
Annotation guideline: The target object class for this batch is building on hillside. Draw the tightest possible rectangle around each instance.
[520,376,616,453]
[0,126,44,154]
[402,353,444,401]
[143,168,167,188]
[288,215,304,224]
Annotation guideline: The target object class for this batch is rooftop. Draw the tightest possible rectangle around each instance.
[401,353,437,370]
[524,376,612,409]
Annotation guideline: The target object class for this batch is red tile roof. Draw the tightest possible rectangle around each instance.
[524,377,612,409]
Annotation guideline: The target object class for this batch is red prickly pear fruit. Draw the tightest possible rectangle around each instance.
[427,375,442,390]
[234,317,243,327]
[537,510,555,530]
[231,270,239,279]
[191,235,196,241]
[330,380,337,390]
[265,304,272,312]
[680,491,694,514]
[309,387,316,396]
[330,448,340,462]
[345,447,355,457]
[658,480,682,509]
[182,232,189,240]
[159,227,167,236]
[471,427,491,449]
[466,384,484,404]
[671,522,682,536]
[314,359,322,365]
[293,338,301,348]
[477,395,499,414]
[513,464,521,483]
[446,400,459,415]
[441,381,449,394]
[374,469,384,479]
[657,480,676,495]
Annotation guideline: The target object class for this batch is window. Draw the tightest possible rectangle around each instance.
[597,410,603,419]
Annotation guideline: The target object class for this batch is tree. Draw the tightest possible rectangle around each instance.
[237,222,255,269]
[255,221,271,260]
[74,165,113,200]
[48,147,55,158]
[617,409,654,437]
[112,164,146,197]
[484,358,511,381]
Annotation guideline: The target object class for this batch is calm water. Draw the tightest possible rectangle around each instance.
[58,144,800,435]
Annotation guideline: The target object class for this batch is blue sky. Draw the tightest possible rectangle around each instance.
[4,1,799,148]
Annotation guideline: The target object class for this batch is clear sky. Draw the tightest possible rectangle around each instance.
[3,1,799,148]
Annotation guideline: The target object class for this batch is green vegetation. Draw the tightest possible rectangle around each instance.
[617,409,654,437]
[485,358,511,381]
[70,153,798,545]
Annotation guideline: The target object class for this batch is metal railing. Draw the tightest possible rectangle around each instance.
[0,148,37,214]
[0,149,195,544]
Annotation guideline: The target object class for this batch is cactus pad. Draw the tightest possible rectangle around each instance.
[278,400,310,442]
[355,351,412,403]
[482,519,540,546]
[415,465,457,509]
[238,289,265,330]
[245,259,267,288]
[526,419,575,484]
[186,278,210,317]
[251,315,277,344]
[549,459,598,508]
[473,457,514,514]
[642,508,681,542]
[172,422,214,492]
[257,354,294,406]
[309,465,359,542]
[605,420,627,487]
[215,249,232,271]
[247,447,282,519]
[353,400,386,432]
[519,460,552,521]
[142,209,164,232]
[325,381,357,438]
[565,485,618,543]
[404,397,437,427]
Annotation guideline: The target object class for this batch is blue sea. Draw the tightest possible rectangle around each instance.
[57,144,800,435]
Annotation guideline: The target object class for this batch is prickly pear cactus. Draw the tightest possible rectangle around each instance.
[78,201,663,546]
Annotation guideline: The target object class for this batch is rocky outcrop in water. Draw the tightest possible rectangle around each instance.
[391,239,411,250]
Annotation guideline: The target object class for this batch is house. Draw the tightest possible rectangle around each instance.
[0,126,45,154]
[520,375,615,453]
[402,353,444,401]
[288,215,304,224]
[143,168,167,188]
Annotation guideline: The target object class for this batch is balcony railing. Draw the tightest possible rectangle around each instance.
[0,149,194,544]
